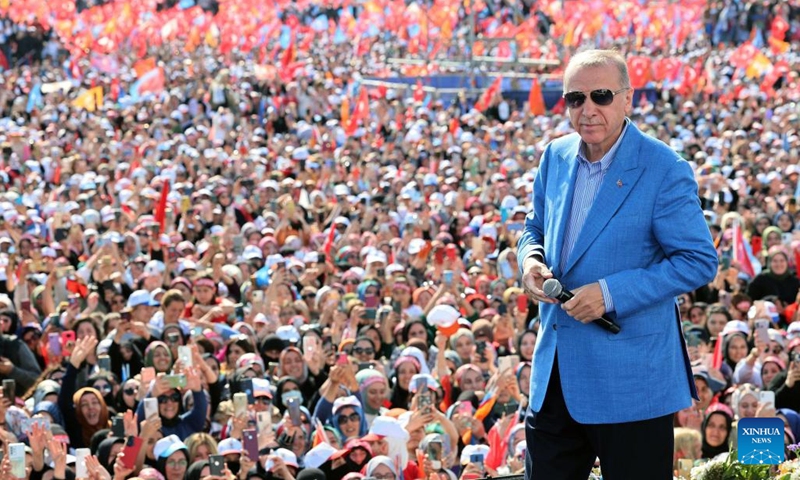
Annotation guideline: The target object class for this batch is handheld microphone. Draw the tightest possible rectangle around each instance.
[542,278,621,334]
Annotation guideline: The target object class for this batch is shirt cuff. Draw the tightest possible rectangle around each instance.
[598,279,614,313]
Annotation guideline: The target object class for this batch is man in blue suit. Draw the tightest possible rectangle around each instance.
[519,49,718,479]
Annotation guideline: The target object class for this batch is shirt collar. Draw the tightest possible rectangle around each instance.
[577,118,630,170]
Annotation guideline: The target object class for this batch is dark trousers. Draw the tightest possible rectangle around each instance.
[525,357,674,480]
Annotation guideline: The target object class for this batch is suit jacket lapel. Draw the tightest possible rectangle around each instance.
[562,124,645,276]
[549,138,581,278]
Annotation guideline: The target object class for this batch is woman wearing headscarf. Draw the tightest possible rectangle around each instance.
[274,376,304,415]
[778,408,800,444]
[58,336,111,448]
[355,369,389,426]
[135,365,207,441]
[364,455,400,480]
[144,341,174,374]
[96,436,125,473]
[154,435,191,480]
[701,405,733,459]
[185,459,211,480]
[748,247,800,304]
[278,347,326,408]
[389,355,421,409]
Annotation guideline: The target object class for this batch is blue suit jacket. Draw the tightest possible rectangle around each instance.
[517,123,718,424]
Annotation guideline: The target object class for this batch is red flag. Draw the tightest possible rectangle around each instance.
[323,222,337,256]
[551,97,565,115]
[413,80,424,103]
[732,220,756,278]
[730,43,757,69]
[475,77,502,112]
[0,50,8,71]
[281,38,296,69]
[66,276,89,298]
[627,56,652,89]
[770,15,789,41]
[154,181,170,234]
[449,117,459,136]
[528,77,545,116]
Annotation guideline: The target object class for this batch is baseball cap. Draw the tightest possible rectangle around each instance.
[127,289,160,309]
[217,438,242,456]
[153,435,188,459]
[692,366,725,393]
[332,395,362,416]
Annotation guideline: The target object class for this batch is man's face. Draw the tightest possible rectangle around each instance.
[564,64,632,157]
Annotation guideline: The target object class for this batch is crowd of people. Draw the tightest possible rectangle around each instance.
[0,0,799,479]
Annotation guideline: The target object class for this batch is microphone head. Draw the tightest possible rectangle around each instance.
[542,278,562,298]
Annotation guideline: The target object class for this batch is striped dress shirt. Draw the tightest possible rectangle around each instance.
[558,122,629,312]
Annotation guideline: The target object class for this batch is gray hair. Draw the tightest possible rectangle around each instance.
[449,329,474,350]
[564,49,630,91]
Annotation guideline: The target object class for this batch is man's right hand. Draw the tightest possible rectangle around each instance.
[522,256,557,304]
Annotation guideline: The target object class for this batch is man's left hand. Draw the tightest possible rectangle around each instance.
[561,283,606,323]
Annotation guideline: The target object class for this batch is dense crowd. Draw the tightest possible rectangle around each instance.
[0,0,800,479]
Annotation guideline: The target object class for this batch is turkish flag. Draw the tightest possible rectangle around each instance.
[771,15,789,41]
[730,43,757,69]
[627,56,652,89]
[413,80,424,102]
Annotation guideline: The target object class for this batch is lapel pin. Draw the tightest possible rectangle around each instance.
[616,179,623,188]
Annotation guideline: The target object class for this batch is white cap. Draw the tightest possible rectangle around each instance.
[272,448,298,468]
[304,443,337,469]
[217,438,242,456]
[460,444,490,465]
[153,435,187,459]
[332,395,362,415]
[275,325,300,344]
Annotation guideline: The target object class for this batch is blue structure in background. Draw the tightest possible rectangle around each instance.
[365,76,659,109]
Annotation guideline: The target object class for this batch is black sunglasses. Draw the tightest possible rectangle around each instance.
[124,387,138,396]
[563,88,629,109]
[158,392,182,404]
[353,347,374,355]
[338,412,360,425]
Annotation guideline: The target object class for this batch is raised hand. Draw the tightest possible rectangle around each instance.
[70,335,98,368]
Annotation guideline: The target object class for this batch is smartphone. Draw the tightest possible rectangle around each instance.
[257,411,272,433]
[287,397,302,426]
[9,442,26,479]
[376,268,385,278]
[498,303,508,315]
[392,300,402,314]
[476,340,487,361]
[20,299,30,311]
[760,390,776,410]
[98,354,111,372]
[2,379,15,399]
[55,227,69,242]
[445,244,457,262]
[120,436,143,470]
[319,253,326,264]
[677,459,693,478]
[141,367,156,387]
[143,398,159,419]
[470,454,485,474]
[252,290,264,304]
[443,270,453,286]
[163,374,187,389]
[358,362,373,372]
[418,391,432,413]
[233,392,248,417]
[209,454,225,476]
[235,303,245,323]
[240,379,255,404]
[365,294,378,309]
[516,295,528,313]
[112,416,125,437]
[433,247,445,266]
[75,448,91,478]
[336,352,349,366]
[61,330,76,354]
[243,429,259,460]
[427,439,443,470]
[68,295,78,308]
[120,309,132,322]
[755,319,770,346]
[233,235,244,255]
[498,354,520,373]
[178,346,193,367]
[303,335,317,356]
[268,362,280,378]
[48,333,62,357]
[456,401,473,417]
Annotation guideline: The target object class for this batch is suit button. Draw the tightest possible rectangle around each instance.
[553,324,558,331]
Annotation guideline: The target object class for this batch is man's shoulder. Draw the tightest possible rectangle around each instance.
[546,132,582,155]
